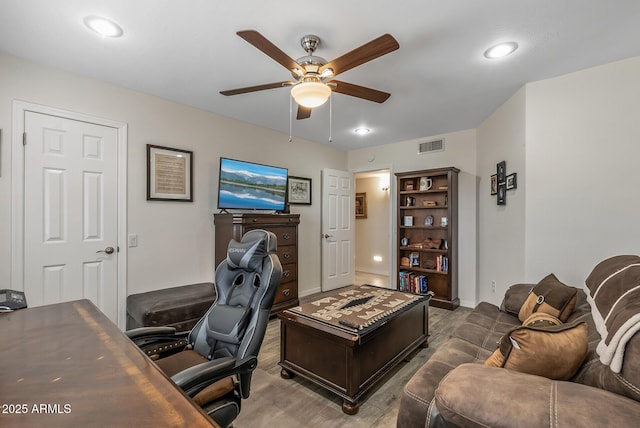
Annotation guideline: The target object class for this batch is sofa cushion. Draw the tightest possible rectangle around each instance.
[519,273,578,322]
[485,312,588,380]
[435,364,640,428]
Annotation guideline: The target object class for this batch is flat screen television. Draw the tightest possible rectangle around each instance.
[217,157,288,211]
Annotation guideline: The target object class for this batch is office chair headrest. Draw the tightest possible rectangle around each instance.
[226,229,275,273]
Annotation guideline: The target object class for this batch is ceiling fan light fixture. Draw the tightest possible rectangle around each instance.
[320,68,334,78]
[291,81,331,108]
[484,41,518,59]
[83,15,123,38]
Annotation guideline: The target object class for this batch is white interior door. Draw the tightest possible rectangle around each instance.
[23,111,119,322]
[321,168,355,291]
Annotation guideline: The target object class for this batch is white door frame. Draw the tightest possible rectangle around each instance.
[11,100,128,328]
[352,165,396,287]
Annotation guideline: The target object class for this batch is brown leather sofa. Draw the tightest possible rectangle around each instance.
[398,255,640,427]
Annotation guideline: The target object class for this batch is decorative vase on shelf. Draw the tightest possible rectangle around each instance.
[419,177,433,191]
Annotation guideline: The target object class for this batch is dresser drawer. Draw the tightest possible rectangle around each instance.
[274,281,298,304]
[280,262,297,284]
[277,245,297,265]
[247,225,296,247]
[241,215,299,226]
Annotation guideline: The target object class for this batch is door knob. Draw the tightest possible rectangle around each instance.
[323,234,333,239]
[96,246,115,255]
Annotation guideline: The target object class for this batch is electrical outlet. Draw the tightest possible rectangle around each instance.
[491,281,496,293]
[128,234,138,247]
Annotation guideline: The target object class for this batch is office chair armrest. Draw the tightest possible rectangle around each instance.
[126,327,190,359]
[125,326,177,339]
[173,356,258,399]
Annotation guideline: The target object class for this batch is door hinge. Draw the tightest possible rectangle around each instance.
[22,132,27,146]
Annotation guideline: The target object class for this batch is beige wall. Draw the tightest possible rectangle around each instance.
[524,56,640,286]
[0,52,347,298]
[475,55,640,304]
[355,175,391,276]
[476,87,526,304]
[3,49,639,312]
[349,129,478,307]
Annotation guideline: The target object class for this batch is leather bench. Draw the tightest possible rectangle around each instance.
[126,282,216,332]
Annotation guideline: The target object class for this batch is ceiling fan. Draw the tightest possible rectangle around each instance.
[220,30,399,120]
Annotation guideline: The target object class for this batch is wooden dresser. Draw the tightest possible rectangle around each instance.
[213,213,300,315]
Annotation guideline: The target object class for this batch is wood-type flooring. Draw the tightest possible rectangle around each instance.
[235,280,472,428]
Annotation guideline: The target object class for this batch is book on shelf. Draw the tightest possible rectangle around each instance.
[436,255,449,272]
[399,270,429,294]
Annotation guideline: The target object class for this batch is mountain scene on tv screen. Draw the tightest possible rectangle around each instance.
[219,160,287,210]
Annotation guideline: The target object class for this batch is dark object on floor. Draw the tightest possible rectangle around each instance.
[279,285,430,414]
[126,282,216,331]
[127,229,282,428]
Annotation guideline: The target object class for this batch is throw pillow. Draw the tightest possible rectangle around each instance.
[484,313,588,380]
[500,283,535,316]
[518,273,578,322]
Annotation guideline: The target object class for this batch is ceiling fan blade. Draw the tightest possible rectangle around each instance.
[296,106,312,120]
[237,30,303,72]
[220,81,292,96]
[320,34,399,77]
[329,80,391,103]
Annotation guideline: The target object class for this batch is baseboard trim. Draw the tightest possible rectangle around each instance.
[459,299,475,309]
[355,268,390,277]
[299,287,321,298]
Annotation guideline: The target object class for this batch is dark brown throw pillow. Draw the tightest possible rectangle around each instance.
[500,283,535,316]
[484,313,588,380]
[518,273,578,322]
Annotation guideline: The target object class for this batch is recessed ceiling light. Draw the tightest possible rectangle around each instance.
[354,127,371,136]
[484,42,518,59]
[83,15,123,38]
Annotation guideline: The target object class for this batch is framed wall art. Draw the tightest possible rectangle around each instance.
[497,160,506,183]
[147,144,193,201]
[497,183,506,205]
[355,192,368,218]
[288,175,312,205]
[506,173,517,190]
[490,174,497,195]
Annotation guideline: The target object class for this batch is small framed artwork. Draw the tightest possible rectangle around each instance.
[490,174,497,195]
[288,176,312,205]
[147,144,193,201]
[497,161,506,183]
[506,173,517,190]
[355,192,368,218]
[497,183,506,205]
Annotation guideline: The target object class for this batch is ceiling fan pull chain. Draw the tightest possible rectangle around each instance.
[329,93,333,143]
[289,94,293,142]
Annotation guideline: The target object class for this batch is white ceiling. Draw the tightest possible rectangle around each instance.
[1,1,640,151]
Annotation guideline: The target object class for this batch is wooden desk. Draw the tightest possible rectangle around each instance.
[0,300,216,427]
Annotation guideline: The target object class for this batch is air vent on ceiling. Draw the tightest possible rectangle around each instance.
[418,138,444,154]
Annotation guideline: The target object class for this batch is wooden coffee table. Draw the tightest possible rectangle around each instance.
[278,285,429,414]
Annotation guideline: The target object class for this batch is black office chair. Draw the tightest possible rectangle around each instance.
[127,229,281,427]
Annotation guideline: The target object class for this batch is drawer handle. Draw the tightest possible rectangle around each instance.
[283,252,290,259]
[252,218,257,222]
[282,233,289,240]
[283,271,290,278]
[282,288,290,296]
